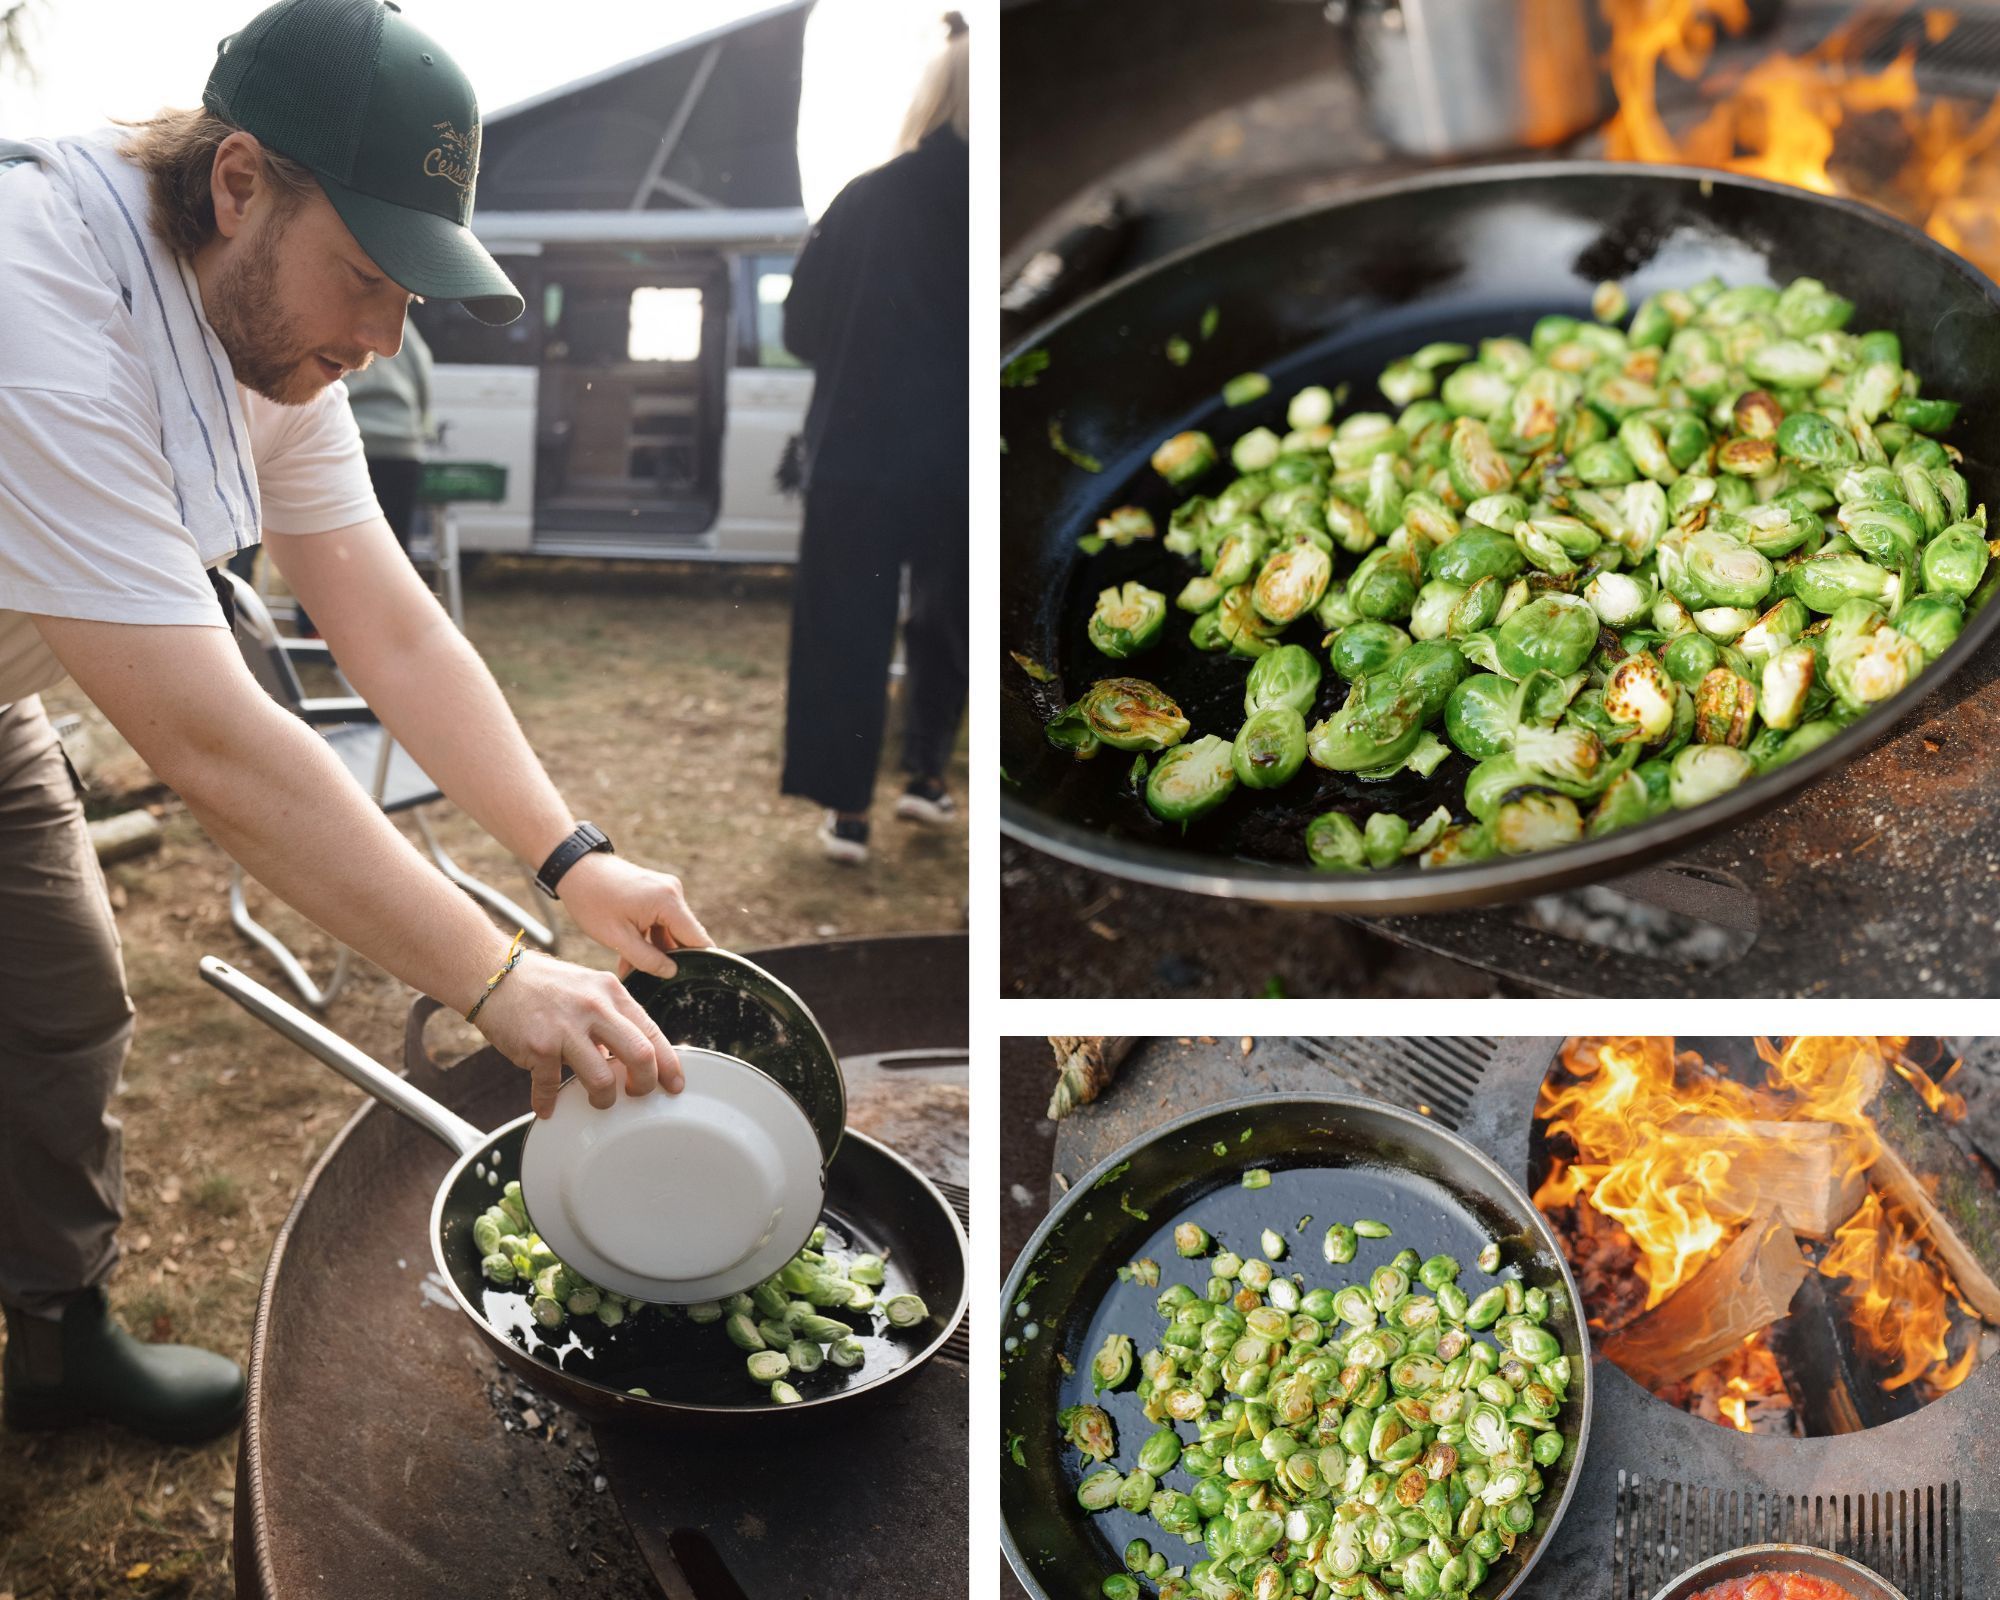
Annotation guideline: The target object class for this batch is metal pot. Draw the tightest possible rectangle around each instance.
[1650,1544,1913,1600]
[1343,0,1614,157]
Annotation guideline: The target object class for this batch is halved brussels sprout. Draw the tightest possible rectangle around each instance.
[1232,708,1308,790]
[1252,536,1334,626]
[1146,736,1238,824]
[1063,679,1190,752]
[1669,743,1755,808]
[1245,643,1323,717]
[1087,582,1168,659]
[1151,431,1217,484]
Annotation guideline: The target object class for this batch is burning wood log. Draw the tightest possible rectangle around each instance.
[1670,1116,1867,1239]
[1864,1066,2000,1324]
[1046,1037,1135,1121]
[1598,1209,1810,1391]
[1767,1268,1922,1436]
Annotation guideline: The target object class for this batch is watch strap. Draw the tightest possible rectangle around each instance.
[535,822,612,899]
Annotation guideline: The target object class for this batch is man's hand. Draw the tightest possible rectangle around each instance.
[554,853,714,980]
[471,949,684,1119]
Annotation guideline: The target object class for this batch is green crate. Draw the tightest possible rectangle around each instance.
[418,461,509,504]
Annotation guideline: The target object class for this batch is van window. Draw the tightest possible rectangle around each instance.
[738,253,804,369]
[627,287,704,362]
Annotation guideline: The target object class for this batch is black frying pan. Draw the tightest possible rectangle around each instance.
[199,957,969,1422]
[1000,161,2000,912]
[998,1092,1592,1600]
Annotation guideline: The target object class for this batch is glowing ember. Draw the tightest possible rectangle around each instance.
[1599,1,2000,281]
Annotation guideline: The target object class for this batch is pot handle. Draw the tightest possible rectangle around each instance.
[199,956,488,1159]
[403,993,451,1077]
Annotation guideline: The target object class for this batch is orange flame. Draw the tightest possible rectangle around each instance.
[1536,1037,1887,1308]
[1819,1191,1979,1393]
[1542,1037,1982,1413]
[1601,1,2000,281]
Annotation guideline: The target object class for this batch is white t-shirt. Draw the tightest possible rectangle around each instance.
[0,144,379,703]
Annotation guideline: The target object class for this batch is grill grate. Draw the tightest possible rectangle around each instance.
[1290,1037,1496,1130]
[1611,1474,1964,1600]
[938,1179,970,1364]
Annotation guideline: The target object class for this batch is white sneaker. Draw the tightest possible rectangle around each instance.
[895,782,956,826]
[818,812,870,864]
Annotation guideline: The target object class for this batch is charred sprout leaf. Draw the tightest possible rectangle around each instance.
[1048,417,1102,473]
[1001,348,1050,387]
[1008,650,1056,683]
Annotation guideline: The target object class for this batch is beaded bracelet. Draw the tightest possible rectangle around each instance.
[465,928,528,1024]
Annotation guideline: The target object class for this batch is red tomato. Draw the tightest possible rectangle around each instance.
[1687,1575,1861,1600]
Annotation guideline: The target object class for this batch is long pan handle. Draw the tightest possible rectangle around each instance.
[199,956,487,1159]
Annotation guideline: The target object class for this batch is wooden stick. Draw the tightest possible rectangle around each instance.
[1599,1209,1810,1390]
[1669,1116,1868,1239]
[1046,1037,1136,1121]
[1864,1067,2000,1323]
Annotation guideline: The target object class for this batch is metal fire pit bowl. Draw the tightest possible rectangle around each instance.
[1651,1544,1914,1600]
[1031,1039,1999,1600]
[236,933,966,1600]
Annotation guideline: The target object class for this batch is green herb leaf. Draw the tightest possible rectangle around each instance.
[1048,417,1103,473]
[1002,348,1051,388]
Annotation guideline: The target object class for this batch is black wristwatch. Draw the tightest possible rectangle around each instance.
[535,822,613,899]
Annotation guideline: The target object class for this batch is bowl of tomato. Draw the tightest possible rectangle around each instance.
[1650,1545,1910,1600]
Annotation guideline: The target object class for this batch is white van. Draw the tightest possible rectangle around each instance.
[407,2,817,562]
[411,219,811,562]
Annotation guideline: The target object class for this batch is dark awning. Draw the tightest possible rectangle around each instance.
[476,0,814,214]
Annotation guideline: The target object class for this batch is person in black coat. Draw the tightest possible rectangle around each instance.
[779,16,968,864]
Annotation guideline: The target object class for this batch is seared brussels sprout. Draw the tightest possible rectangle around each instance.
[1305,811,1367,871]
[1232,708,1308,790]
[1669,743,1755,808]
[1151,431,1217,483]
[1087,583,1167,659]
[1060,678,1190,753]
[1327,621,1411,682]
[1253,536,1334,626]
[1308,677,1426,773]
[1245,642,1323,717]
[1090,1332,1134,1394]
[1146,736,1238,824]
[1493,593,1599,679]
[1922,521,1990,599]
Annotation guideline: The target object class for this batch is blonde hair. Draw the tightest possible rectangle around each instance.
[897,19,967,152]
[117,107,318,260]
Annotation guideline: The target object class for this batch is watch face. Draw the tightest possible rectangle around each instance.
[621,950,846,1164]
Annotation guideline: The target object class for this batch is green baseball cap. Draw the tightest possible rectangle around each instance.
[204,0,522,325]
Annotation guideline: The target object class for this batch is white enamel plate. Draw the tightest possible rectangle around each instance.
[518,1046,827,1304]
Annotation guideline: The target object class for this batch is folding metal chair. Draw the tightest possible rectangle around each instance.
[218,570,556,1010]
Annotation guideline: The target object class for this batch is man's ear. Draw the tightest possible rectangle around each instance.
[209,132,265,242]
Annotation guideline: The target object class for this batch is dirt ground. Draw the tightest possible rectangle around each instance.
[0,558,966,1600]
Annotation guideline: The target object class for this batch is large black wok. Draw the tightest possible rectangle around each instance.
[1000,162,2000,911]
[998,1092,1592,1600]
[199,956,968,1423]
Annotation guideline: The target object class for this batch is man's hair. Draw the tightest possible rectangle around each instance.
[117,107,319,260]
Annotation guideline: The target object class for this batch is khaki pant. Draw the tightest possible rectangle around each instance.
[0,696,133,1315]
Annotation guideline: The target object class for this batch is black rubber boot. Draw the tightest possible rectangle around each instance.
[2,1288,244,1445]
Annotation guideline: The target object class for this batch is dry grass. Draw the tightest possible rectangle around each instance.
[0,559,965,1599]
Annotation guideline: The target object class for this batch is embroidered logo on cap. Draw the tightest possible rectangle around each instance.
[424,120,477,193]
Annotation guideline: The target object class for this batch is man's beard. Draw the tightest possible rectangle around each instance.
[207,219,322,406]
